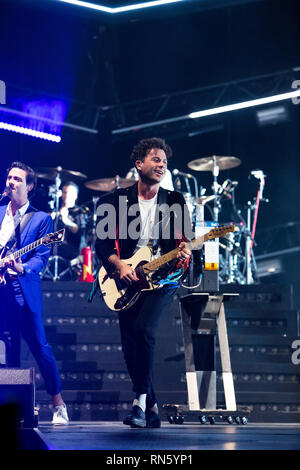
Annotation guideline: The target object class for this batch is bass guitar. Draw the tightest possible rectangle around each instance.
[98,225,234,312]
[0,228,65,285]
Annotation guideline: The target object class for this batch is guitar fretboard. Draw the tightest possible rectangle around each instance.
[142,235,206,274]
[12,238,44,260]
[141,226,234,274]
[0,237,44,267]
[0,229,65,269]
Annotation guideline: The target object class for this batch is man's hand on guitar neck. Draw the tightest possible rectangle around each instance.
[177,242,192,261]
[108,254,138,284]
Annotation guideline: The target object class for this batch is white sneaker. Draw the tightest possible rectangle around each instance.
[52,403,69,425]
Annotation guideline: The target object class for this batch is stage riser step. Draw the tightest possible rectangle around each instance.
[32,375,300,393]
[42,309,298,321]
[21,358,300,376]
[35,405,300,424]
[16,282,295,424]
[20,357,300,391]
[33,386,300,423]
[43,324,298,340]
[35,389,300,405]
[41,281,293,311]
[35,349,295,364]
[44,332,300,348]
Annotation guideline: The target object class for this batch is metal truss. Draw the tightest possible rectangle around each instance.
[106,67,300,140]
[1,66,299,140]
[255,220,300,259]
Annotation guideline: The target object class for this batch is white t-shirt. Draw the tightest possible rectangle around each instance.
[136,194,160,257]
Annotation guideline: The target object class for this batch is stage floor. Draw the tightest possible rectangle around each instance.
[37,422,300,451]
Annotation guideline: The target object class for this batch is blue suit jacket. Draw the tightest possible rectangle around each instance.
[0,203,53,315]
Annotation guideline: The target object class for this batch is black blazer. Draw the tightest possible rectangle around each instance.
[95,182,192,270]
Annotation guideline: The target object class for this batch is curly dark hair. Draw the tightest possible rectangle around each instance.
[6,161,37,199]
[130,137,172,164]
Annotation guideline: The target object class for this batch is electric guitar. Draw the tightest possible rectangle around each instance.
[0,228,65,285]
[98,225,234,312]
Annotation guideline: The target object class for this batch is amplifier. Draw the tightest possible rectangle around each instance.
[0,368,37,428]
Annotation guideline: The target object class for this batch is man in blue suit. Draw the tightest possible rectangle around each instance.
[0,161,69,425]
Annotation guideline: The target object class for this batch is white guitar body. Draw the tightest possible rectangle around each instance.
[98,246,160,312]
[97,225,234,312]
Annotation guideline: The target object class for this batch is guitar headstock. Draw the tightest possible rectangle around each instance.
[42,229,65,246]
[206,225,235,240]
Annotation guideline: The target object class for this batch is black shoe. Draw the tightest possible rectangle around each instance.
[123,413,133,426]
[130,405,146,428]
[146,409,161,428]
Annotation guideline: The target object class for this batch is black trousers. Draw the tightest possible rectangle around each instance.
[118,286,176,409]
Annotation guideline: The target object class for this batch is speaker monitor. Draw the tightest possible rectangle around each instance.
[0,368,36,428]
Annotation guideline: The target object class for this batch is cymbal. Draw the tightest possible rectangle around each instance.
[35,167,87,181]
[187,156,241,172]
[85,177,136,192]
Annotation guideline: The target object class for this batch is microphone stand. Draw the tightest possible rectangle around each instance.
[245,170,267,284]
[211,156,221,223]
[91,196,99,274]
[53,171,62,281]
[43,169,62,281]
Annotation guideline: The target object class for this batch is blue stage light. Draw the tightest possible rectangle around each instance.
[0,122,61,142]
[57,0,183,14]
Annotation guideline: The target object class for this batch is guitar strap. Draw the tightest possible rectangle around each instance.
[152,189,168,255]
[14,210,36,249]
[1,210,36,254]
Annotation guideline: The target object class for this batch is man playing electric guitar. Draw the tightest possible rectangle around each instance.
[0,161,68,425]
[95,138,193,428]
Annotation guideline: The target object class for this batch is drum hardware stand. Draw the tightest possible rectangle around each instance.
[195,194,217,227]
[218,181,247,284]
[90,196,100,274]
[172,170,199,199]
[183,193,217,289]
[188,173,199,200]
[163,292,251,425]
[222,232,244,284]
[245,200,255,284]
[217,178,256,285]
[211,156,222,223]
[42,168,63,281]
[246,170,268,284]
[41,167,78,281]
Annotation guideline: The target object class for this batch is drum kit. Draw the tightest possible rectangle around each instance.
[174,155,266,285]
[37,155,267,285]
[35,168,137,281]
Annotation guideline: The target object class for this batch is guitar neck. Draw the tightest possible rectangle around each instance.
[13,238,44,259]
[0,237,44,266]
[142,234,206,274]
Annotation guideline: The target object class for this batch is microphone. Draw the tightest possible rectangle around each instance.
[0,186,11,201]
[172,169,193,179]
[249,169,265,180]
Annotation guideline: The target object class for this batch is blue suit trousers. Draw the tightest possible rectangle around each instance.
[0,279,61,396]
